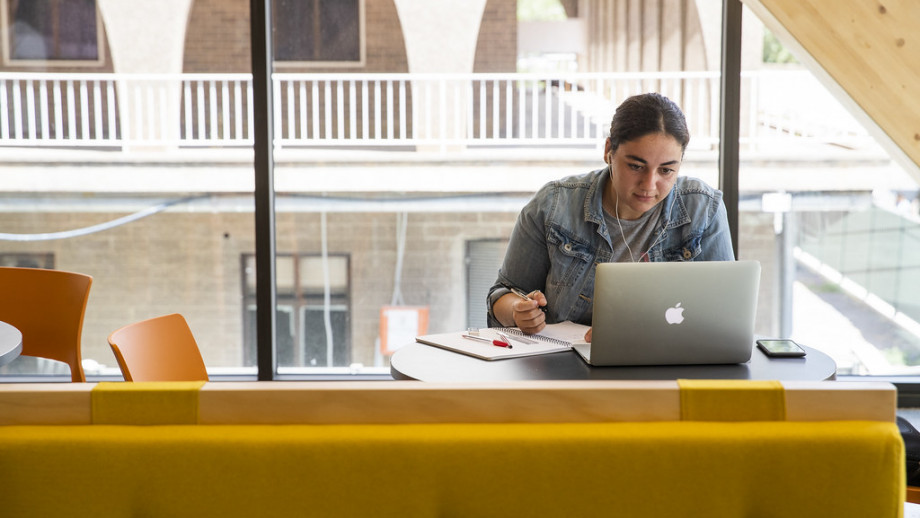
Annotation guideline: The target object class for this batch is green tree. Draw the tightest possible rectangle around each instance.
[763,29,799,64]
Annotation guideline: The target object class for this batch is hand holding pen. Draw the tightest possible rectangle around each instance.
[509,287,547,335]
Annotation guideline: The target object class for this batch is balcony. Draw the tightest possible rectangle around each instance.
[0,70,872,150]
[1,69,897,198]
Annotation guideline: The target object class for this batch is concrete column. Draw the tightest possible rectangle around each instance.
[393,0,487,73]
[97,0,193,149]
[392,0,488,150]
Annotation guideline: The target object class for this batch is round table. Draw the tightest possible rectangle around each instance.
[390,342,837,382]
[0,320,23,368]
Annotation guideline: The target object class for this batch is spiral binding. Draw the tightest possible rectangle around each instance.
[495,327,574,347]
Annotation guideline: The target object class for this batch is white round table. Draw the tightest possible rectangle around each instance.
[0,320,23,368]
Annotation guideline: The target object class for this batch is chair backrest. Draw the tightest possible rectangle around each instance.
[0,267,92,382]
[107,313,209,382]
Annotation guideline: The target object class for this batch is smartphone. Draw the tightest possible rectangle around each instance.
[757,339,807,358]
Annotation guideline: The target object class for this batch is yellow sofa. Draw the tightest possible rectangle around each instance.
[0,380,905,517]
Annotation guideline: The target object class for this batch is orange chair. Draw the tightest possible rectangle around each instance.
[107,313,209,381]
[0,267,93,382]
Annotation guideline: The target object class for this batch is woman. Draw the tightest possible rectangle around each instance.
[487,92,734,337]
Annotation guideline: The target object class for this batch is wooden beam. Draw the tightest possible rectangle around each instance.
[742,0,920,181]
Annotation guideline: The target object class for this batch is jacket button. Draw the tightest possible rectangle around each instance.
[682,248,692,259]
[564,243,573,252]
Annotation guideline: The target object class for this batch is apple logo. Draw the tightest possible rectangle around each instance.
[665,303,685,325]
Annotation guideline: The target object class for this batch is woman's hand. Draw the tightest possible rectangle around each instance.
[511,290,547,335]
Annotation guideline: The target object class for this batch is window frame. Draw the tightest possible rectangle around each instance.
[0,0,105,67]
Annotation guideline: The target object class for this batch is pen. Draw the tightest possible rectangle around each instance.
[462,334,512,348]
[509,287,548,313]
[500,331,538,345]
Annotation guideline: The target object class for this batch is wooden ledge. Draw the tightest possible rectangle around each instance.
[0,380,896,425]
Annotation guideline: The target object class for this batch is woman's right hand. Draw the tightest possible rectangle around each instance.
[512,290,547,335]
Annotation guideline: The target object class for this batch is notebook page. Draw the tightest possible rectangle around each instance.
[532,321,590,344]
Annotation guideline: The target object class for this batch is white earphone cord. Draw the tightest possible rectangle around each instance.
[613,189,674,263]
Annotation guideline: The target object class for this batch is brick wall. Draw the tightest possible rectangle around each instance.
[0,209,518,370]
[274,210,518,366]
[474,0,517,72]
[182,0,251,73]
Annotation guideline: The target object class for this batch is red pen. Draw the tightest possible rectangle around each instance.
[462,334,512,348]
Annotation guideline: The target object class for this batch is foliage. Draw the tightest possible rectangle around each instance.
[763,29,799,64]
[518,0,567,21]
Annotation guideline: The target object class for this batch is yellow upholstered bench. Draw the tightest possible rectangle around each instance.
[0,380,905,517]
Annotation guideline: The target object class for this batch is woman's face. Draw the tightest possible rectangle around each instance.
[605,132,683,220]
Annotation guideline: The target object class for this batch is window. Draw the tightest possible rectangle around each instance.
[0,252,53,268]
[739,6,920,376]
[466,239,508,330]
[272,0,362,64]
[0,0,256,380]
[243,253,351,369]
[6,0,916,392]
[4,0,99,62]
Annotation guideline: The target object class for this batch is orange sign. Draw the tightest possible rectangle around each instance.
[379,306,429,356]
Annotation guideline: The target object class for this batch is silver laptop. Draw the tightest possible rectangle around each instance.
[573,260,761,366]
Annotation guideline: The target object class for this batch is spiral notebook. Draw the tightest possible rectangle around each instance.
[415,321,590,360]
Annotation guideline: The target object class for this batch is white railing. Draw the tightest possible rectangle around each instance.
[0,70,869,151]
[0,72,252,148]
[271,71,721,150]
[745,69,870,148]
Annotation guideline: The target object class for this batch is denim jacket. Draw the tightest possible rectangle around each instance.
[487,167,734,327]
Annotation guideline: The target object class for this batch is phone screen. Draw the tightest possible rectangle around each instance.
[757,339,806,357]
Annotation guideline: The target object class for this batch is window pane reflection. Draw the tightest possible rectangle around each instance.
[0,1,255,379]
[739,6,920,375]
[270,0,725,376]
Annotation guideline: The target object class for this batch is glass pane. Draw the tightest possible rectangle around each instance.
[7,0,99,61]
[272,0,315,61]
[301,306,349,367]
[318,0,360,61]
[739,7,920,375]
[466,239,508,330]
[243,253,350,371]
[0,1,256,379]
[270,0,724,376]
[272,0,360,63]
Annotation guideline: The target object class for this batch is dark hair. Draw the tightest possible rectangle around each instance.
[608,93,690,154]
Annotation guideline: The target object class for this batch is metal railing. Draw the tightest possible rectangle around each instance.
[0,70,869,151]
